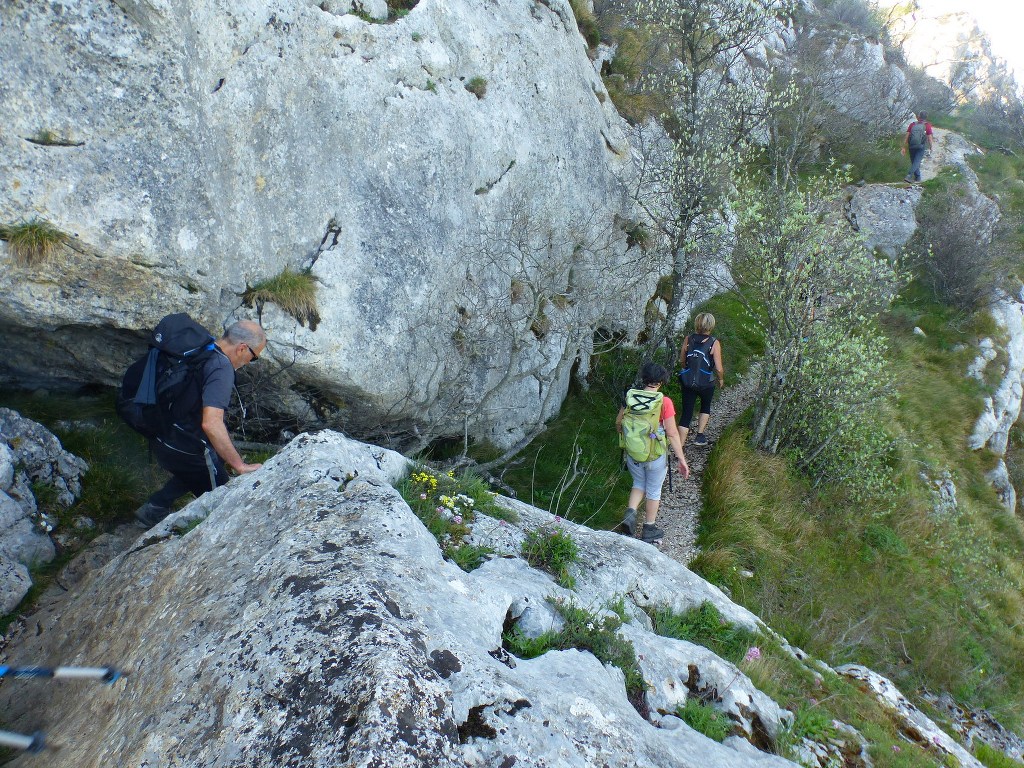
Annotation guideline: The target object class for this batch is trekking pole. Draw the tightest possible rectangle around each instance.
[0,666,122,753]
[0,665,122,683]
[0,729,45,753]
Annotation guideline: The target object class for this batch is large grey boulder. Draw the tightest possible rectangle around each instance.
[846,184,922,257]
[0,0,642,450]
[0,431,802,767]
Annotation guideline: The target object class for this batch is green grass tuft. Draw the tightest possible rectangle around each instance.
[0,219,67,267]
[504,597,648,711]
[675,698,732,741]
[242,268,320,330]
[649,602,760,665]
[465,76,487,99]
[521,525,579,588]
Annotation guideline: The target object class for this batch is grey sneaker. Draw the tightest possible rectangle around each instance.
[617,507,637,536]
[134,502,170,528]
[641,523,664,545]
[693,433,708,446]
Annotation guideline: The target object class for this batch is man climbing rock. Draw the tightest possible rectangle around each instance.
[134,319,267,527]
[902,110,933,184]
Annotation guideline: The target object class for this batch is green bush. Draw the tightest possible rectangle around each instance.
[568,0,600,47]
[675,698,732,741]
[521,525,579,588]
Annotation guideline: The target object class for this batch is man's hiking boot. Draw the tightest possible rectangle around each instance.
[904,175,913,183]
[641,523,664,547]
[134,502,170,528]
[693,433,708,446]
[616,507,637,536]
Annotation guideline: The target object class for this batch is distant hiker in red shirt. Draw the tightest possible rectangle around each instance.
[901,110,933,183]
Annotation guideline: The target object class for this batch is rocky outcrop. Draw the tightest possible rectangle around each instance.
[845,184,922,257]
[0,0,643,450]
[0,430,808,767]
[838,665,985,768]
[821,36,914,130]
[921,691,1024,763]
[969,290,1024,510]
[846,128,997,260]
[0,409,87,612]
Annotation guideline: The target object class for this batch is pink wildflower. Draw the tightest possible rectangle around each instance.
[554,516,562,522]
[891,746,901,754]
[419,493,427,500]
[453,515,463,525]
[743,646,762,663]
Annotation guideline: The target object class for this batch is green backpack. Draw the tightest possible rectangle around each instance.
[619,389,667,462]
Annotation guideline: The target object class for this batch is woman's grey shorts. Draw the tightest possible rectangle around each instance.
[625,453,667,500]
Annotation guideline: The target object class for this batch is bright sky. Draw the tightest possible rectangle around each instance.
[901,0,1024,83]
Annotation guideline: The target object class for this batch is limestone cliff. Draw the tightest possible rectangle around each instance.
[0,0,645,449]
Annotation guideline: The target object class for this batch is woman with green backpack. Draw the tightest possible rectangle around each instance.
[615,362,689,547]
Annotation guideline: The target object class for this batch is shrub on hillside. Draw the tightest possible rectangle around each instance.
[912,179,1005,312]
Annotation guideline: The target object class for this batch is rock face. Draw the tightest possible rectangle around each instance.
[0,431,804,767]
[969,291,1024,511]
[0,0,643,449]
[822,36,914,130]
[0,409,86,612]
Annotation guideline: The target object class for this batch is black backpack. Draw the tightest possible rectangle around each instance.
[679,334,716,389]
[116,313,217,439]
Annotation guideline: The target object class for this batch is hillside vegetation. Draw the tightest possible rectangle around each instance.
[496,0,1024,762]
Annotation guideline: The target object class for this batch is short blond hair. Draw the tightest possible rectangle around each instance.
[694,312,716,335]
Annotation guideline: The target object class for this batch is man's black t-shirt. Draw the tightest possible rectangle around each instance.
[171,348,234,442]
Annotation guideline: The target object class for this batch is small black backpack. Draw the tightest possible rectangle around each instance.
[679,334,716,389]
[116,314,217,439]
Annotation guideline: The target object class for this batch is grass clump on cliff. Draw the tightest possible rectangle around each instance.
[675,698,732,741]
[0,219,67,267]
[242,267,320,330]
[649,602,760,665]
[464,76,487,99]
[521,522,579,588]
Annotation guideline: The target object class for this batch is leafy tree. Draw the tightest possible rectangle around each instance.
[619,0,794,352]
[724,170,905,494]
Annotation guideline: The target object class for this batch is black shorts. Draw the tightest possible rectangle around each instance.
[679,385,715,428]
